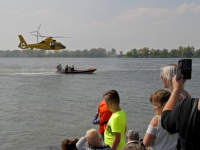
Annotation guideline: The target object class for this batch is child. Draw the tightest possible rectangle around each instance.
[143,89,178,150]
[103,90,127,150]
[61,138,79,150]
[76,128,111,150]
[92,99,112,141]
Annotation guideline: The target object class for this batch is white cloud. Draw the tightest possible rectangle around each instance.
[36,9,54,15]
[176,3,200,14]
[118,7,169,20]
[82,21,113,28]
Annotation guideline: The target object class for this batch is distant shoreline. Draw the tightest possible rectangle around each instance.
[0,46,200,58]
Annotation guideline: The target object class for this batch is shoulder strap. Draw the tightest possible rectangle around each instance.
[184,98,199,149]
[88,145,111,149]
[99,120,108,126]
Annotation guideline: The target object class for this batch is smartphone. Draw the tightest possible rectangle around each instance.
[176,59,192,80]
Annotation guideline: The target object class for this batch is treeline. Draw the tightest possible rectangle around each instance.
[0,48,117,58]
[0,46,200,58]
[126,46,200,58]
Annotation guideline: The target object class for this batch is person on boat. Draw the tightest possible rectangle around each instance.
[143,89,177,150]
[68,66,71,72]
[71,65,74,71]
[65,65,68,72]
[57,64,62,72]
[160,64,191,100]
[93,99,112,141]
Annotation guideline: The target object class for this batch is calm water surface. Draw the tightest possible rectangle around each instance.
[0,58,200,150]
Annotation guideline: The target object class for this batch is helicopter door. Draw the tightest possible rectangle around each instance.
[50,43,55,49]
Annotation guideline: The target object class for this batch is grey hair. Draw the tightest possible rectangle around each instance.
[160,64,177,90]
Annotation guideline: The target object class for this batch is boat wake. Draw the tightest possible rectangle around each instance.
[14,72,55,76]
[0,72,56,76]
[15,72,44,75]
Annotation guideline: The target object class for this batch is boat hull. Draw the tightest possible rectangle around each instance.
[57,68,96,74]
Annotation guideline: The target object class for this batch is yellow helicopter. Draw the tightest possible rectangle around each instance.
[18,35,67,50]
[18,24,71,50]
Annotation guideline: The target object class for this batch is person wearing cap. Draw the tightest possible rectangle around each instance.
[126,130,140,145]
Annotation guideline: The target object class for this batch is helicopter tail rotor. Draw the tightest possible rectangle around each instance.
[18,35,28,49]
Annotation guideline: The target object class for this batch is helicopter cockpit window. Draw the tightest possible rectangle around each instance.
[50,43,55,49]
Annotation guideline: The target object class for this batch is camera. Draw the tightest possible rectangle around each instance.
[176,59,192,80]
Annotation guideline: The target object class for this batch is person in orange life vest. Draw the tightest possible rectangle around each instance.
[93,99,112,141]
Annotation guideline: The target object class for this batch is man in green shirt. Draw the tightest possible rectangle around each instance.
[103,90,127,150]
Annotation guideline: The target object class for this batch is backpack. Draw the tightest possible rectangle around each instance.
[177,98,199,150]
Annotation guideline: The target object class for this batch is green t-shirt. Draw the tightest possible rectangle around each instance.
[104,109,126,150]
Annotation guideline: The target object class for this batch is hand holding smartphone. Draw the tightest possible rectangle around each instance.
[176,59,192,81]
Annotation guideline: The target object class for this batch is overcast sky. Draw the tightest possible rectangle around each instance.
[1,0,200,53]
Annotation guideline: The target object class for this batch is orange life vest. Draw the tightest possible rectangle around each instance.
[98,100,112,134]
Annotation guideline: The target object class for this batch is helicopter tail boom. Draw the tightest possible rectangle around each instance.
[18,35,29,49]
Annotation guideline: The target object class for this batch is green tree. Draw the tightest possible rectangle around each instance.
[111,48,116,55]
[12,50,21,57]
[196,49,200,57]
[180,46,195,58]
[106,51,112,57]
[126,48,138,57]
[82,49,90,57]
[119,51,123,57]
[169,49,178,58]
[160,49,168,58]
[74,50,82,57]
[149,49,162,58]
[138,47,149,58]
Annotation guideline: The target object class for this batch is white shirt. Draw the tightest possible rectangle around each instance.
[146,115,178,150]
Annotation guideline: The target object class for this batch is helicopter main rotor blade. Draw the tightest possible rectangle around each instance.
[30,34,72,38]
[50,36,73,38]
[29,31,38,33]
[38,24,41,31]
[38,32,42,39]
[30,34,46,37]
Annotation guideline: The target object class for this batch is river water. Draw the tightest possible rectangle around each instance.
[0,58,199,150]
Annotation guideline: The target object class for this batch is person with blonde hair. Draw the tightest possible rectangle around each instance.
[76,128,111,150]
[160,64,191,100]
[143,89,178,150]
